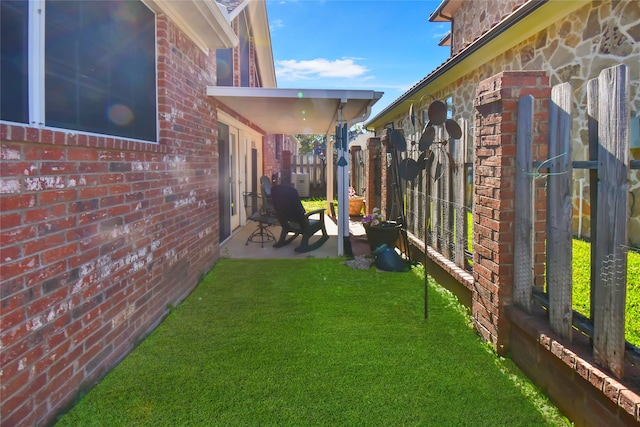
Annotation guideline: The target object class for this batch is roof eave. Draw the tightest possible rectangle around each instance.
[247,0,277,88]
[144,0,239,52]
[429,0,463,22]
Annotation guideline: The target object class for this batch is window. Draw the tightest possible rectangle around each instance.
[239,12,250,87]
[216,48,233,86]
[216,10,250,88]
[0,1,29,124]
[0,0,157,142]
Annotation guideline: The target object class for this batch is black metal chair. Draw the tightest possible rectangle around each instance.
[243,191,278,247]
[270,184,329,253]
[260,175,276,218]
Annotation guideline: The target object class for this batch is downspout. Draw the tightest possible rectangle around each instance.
[336,104,347,257]
[435,11,454,57]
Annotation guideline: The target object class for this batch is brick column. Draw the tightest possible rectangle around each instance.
[281,150,292,185]
[365,137,381,216]
[473,71,550,354]
[380,130,394,220]
[350,145,361,192]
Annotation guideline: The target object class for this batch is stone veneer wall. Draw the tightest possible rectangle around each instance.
[406,0,640,245]
[451,0,525,56]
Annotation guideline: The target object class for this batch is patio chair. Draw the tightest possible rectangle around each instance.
[243,191,278,247]
[270,184,329,253]
[260,175,276,219]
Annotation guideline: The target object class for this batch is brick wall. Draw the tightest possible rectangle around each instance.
[262,134,276,180]
[472,70,550,353]
[379,131,394,220]
[472,69,640,427]
[0,14,221,427]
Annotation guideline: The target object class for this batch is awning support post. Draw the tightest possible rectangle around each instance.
[336,106,353,257]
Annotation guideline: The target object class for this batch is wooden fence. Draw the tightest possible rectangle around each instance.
[514,64,638,378]
[289,153,328,190]
[351,148,367,197]
[403,119,473,272]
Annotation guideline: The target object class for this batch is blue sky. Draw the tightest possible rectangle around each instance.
[265,0,452,120]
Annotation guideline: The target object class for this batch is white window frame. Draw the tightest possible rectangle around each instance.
[2,0,159,143]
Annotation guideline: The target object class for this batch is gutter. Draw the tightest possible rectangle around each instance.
[431,4,454,57]
[365,0,548,129]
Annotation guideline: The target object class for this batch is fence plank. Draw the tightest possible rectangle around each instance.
[587,79,599,324]
[593,64,630,379]
[443,133,452,259]
[291,154,328,189]
[546,82,573,340]
[432,150,441,251]
[514,96,535,313]
[454,119,467,267]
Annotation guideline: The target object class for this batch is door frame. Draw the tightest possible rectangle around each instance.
[218,111,263,232]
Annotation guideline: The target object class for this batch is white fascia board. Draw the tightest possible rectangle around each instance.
[246,0,277,88]
[144,0,239,52]
[207,86,382,100]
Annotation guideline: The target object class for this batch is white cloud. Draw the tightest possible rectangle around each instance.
[276,57,370,80]
[432,24,449,39]
[270,19,284,32]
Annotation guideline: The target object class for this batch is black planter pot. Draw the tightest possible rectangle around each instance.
[363,222,401,252]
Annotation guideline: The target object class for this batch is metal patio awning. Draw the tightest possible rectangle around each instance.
[206,86,383,135]
[207,86,383,257]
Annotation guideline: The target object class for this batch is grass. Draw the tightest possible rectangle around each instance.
[56,259,569,426]
[572,240,640,347]
[301,197,332,213]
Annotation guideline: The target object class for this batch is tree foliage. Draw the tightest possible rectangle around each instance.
[295,134,326,155]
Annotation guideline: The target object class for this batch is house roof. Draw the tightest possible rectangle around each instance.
[207,87,383,135]
[365,0,584,130]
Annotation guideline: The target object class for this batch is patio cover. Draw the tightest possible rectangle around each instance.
[207,87,382,135]
[207,86,383,256]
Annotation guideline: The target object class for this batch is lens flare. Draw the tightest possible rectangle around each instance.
[108,104,134,126]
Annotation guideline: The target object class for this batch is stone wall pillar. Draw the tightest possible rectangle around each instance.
[473,70,550,354]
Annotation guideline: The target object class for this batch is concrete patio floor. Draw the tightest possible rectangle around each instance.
[220,215,370,259]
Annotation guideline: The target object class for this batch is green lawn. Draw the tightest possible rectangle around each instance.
[572,240,640,347]
[56,259,569,426]
[463,212,639,347]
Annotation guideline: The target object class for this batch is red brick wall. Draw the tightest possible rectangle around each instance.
[262,134,281,182]
[472,70,550,353]
[379,130,394,220]
[0,14,221,427]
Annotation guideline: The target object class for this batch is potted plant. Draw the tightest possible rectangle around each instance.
[361,208,401,252]
[348,186,365,216]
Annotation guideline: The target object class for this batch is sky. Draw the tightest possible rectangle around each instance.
[265,0,452,122]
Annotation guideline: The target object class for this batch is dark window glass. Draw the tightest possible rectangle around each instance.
[45,0,157,141]
[0,0,29,123]
[216,48,233,86]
